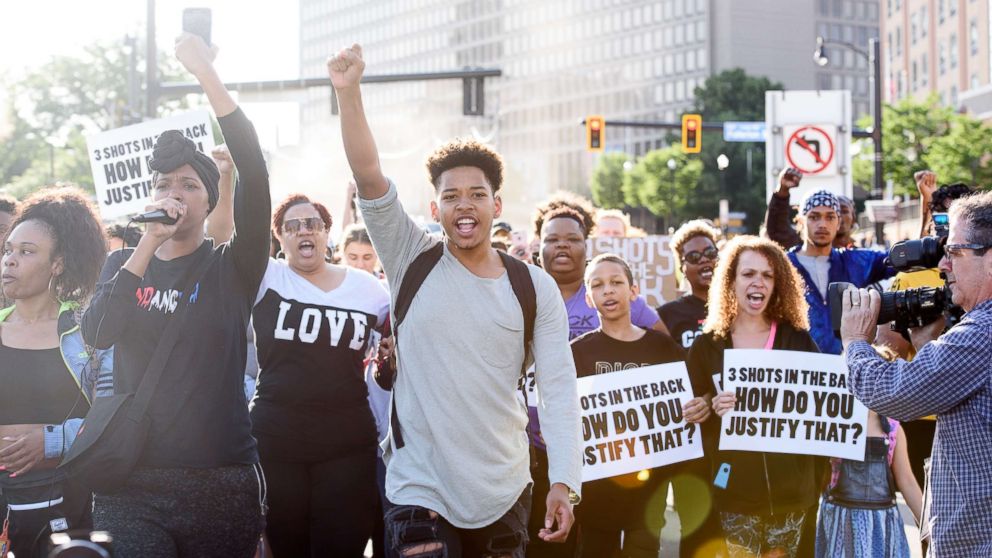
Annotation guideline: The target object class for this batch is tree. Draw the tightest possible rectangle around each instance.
[852,95,992,196]
[690,69,785,233]
[623,146,702,229]
[590,153,628,209]
[1,40,187,197]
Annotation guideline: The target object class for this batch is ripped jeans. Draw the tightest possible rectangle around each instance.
[385,486,531,558]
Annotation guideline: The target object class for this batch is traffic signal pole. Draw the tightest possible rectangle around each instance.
[579,119,874,139]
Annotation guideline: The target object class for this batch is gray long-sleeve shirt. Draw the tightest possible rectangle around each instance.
[359,182,581,528]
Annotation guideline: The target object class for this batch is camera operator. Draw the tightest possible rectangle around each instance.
[874,174,977,495]
[840,190,992,557]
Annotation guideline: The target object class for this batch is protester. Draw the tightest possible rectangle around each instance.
[593,209,630,237]
[530,200,667,557]
[814,345,922,558]
[764,168,856,250]
[248,193,390,556]
[571,253,707,557]
[660,219,720,350]
[341,222,382,277]
[841,190,992,557]
[81,34,269,556]
[0,187,112,558]
[535,200,668,341]
[765,176,891,355]
[331,43,581,556]
[1,194,19,241]
[689,235,821,558]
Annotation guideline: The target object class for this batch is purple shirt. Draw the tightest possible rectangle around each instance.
[565,284,660,340]
[528,285,661,450]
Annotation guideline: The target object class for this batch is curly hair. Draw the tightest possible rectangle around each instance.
[271,194,333,238]
[541,206,589,239]
[930,183,975,213]
[533,192,597,238]
[669,219,720,269]
[0,194,17,215]
[426,138,503,193]
[8,187,106,302]
[106,223,143,248]
[703,235,809,337]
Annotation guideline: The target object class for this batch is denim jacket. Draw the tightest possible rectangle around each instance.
[0,301,114,459]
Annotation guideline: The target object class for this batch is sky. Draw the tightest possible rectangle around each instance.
[0,0,302,150]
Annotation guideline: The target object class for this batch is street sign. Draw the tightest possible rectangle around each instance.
[723,121,767,142]
[784,125,837,176]
[765,91,853,204]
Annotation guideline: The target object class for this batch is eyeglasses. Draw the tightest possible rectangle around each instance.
[282,217,326,235]
[944,242,992,258]
[682,246,719,265]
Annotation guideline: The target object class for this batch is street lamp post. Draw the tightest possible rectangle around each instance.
[717,154,730,234]
[814,36,884,241]
[666,158,677,232]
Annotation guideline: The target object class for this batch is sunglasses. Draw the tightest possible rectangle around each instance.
[683,246,719,265]
[944,242,992,258]
[282,217,326,235]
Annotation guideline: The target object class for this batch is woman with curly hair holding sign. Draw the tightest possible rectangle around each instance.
[686,235,821,558]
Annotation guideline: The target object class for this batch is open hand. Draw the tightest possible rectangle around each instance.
[175,32,218,77]
[711,391,737,417]
[0,425,47,477]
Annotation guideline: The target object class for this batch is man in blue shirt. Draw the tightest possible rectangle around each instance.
[769,184,892,354]
[841,190,992,557]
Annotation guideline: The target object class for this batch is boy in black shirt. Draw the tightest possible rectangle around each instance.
[571,254,710,557]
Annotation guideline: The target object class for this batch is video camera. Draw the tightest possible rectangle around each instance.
[829,213,962,334]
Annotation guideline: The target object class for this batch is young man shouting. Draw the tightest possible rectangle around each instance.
[329,44,581,557]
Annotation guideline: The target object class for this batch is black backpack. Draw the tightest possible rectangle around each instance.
[389,242,537,449]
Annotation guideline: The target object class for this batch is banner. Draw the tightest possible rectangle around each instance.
[586,236,678,307]
[720,349,869,461]
[579,363,703,482]
[86,111,216,221]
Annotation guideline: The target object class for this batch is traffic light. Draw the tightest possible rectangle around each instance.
[586,115,605,152]
[682,114,702,153]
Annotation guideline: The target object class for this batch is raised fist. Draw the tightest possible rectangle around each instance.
[914,170,937,200]
[778,167,803,192]
[175,32,218,77]
[212,144,234,175]
[327,44,365,91]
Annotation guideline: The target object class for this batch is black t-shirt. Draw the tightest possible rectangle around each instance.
[82,108,271,469]
[657,294,707,351]
[570,328,688,524]
[250,261,389,461]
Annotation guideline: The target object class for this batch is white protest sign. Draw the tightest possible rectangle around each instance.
[579,363,703,482]
[586,236,679,307]
[86,110,216,221]
[720,349,869,461]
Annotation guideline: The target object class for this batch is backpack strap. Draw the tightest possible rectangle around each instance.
[389,243,444,449]
[498,251,537,362]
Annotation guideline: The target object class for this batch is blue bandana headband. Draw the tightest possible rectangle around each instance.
[801,189,840,215]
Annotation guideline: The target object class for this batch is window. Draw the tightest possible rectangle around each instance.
[911,12,918,44]
[971,73,979,89]
[970,20,979,55]
[950,35,958,68]
[921,6,928,37]
[887,32,893,62]
[895,27,902,56]
[939,0,945,23]
[922,53,929,87]
[887,0,892,17]
[950,0,957,16]
[912,60,918,90]
[951,85,958,106]
[939,43,947,74]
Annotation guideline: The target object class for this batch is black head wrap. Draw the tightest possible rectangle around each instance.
[148,130,220,212]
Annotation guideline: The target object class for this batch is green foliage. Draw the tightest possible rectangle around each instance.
[853,94,992,196]
[1,40,187,198]
[622,146,702,228]
[589,153,628,209]
[689,69,785,232]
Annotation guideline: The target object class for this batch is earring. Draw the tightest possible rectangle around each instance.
[48,274,58,299]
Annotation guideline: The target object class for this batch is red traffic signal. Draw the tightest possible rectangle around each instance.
[586,115,605,152]
[682,114,702,153]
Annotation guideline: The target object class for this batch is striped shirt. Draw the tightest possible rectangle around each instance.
[846,298,992,557]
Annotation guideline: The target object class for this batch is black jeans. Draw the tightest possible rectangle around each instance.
[385,486,531,558]
[261,446,377,558]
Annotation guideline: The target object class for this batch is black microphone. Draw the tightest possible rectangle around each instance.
[131,209,178,225]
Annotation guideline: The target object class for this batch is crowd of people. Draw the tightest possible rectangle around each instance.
[1,37,990,558]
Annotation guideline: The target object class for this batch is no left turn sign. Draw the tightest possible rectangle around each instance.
[784,125,837,176]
